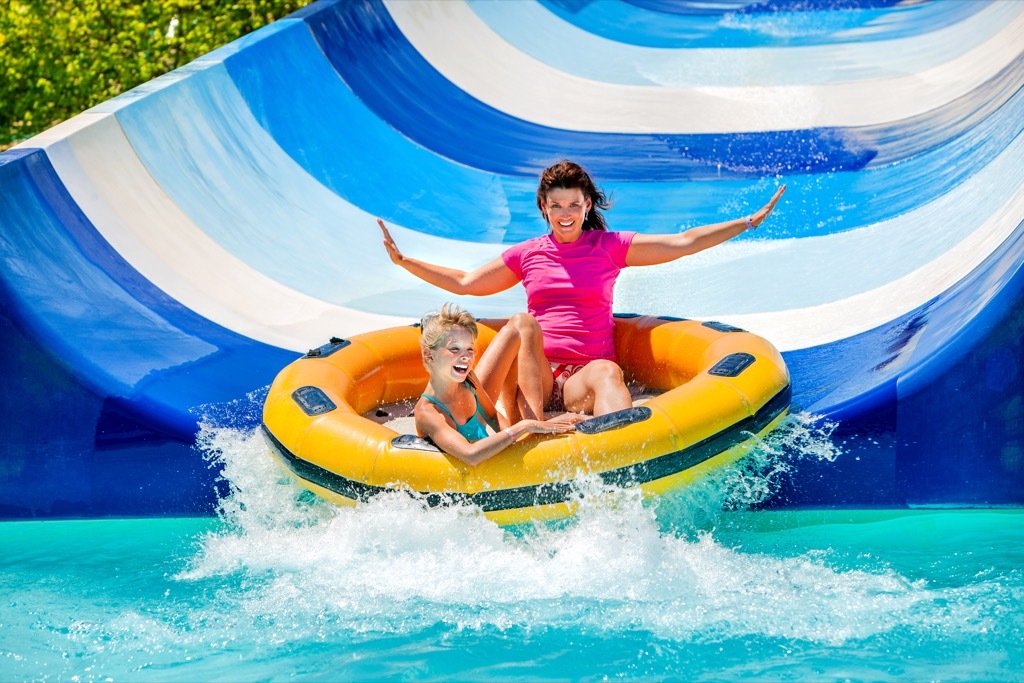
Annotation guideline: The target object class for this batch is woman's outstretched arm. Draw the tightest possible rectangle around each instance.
[378,218,519,295]
[625,185,786,267]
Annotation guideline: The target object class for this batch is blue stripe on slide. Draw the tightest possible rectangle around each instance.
[305,0,876,180]
[104,62,434,310]
[471,1,1015,87]
[304,0,1021,183]
[0,149,297,437]
[223,20,516,243]
[227,14,1024,246]
[785,212,1024,419]
[538,0,983,48]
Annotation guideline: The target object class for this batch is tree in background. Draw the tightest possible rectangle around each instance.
[0,0,312,149]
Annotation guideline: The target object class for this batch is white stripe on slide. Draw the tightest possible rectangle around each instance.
[386,0,1024,133]
[32,114,409,351]
[467,0,1018,88]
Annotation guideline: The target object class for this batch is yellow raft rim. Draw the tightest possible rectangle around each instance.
[261,314,791,526]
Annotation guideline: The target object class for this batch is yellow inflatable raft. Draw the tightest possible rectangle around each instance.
[261,314,791,525]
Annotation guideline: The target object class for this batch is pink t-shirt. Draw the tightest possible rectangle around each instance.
[502,230,636,364]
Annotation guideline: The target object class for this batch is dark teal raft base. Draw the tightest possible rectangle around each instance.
[261,384,791,514]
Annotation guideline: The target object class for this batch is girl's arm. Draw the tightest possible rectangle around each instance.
[625,185,786,267]
[416,401,574,467]
[379,219,520,295]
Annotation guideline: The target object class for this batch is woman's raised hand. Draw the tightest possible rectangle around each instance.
[750,185,787,229]
[377,218,404,264]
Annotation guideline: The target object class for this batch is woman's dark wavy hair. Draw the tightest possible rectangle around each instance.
[536,160,611,232]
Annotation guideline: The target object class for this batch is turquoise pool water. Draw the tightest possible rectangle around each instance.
[2,421,1022,681]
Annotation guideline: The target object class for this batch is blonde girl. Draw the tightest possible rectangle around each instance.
[416,303,578,466]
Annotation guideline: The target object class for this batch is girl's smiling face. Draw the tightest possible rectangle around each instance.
[543,187,591,243]
[428,327,476,383]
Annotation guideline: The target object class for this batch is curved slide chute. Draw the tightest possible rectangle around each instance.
[1,0,1022,516]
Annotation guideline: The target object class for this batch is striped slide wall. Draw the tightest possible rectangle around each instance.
[1,0,1022,516]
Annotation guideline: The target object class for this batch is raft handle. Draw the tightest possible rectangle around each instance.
[292,386,337,416]
[708,353,756,377]
[306,337,350,358]
[702,321,745,333]
[391,434,442,453]
[576,406,653,434]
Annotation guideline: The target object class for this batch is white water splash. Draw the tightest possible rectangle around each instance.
[169,414,978,647]
[652,412,840,532]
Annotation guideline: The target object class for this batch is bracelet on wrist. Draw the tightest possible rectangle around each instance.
[504,427,517,444]
[745,215,755,231]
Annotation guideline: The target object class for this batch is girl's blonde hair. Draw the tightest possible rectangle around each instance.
[420,303,477,355]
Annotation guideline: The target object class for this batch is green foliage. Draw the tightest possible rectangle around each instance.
[0,0,313,149]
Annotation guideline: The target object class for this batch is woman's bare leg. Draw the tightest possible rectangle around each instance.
[477,314,553,420]
[473,322,520,407]
[507,313,552,419]
[561,360,632,416]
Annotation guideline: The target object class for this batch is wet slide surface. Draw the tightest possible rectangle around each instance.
[1,0,1023,516]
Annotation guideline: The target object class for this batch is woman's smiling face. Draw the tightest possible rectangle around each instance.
[543,187,591,243]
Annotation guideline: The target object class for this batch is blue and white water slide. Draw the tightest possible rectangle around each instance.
[2,0,1023,517]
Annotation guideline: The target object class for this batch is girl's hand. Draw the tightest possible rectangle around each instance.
[749,185,786,229]
[377,218,404,264]
[523,418,576,435]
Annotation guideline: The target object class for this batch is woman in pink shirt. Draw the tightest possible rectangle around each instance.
[379,160,785,419]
